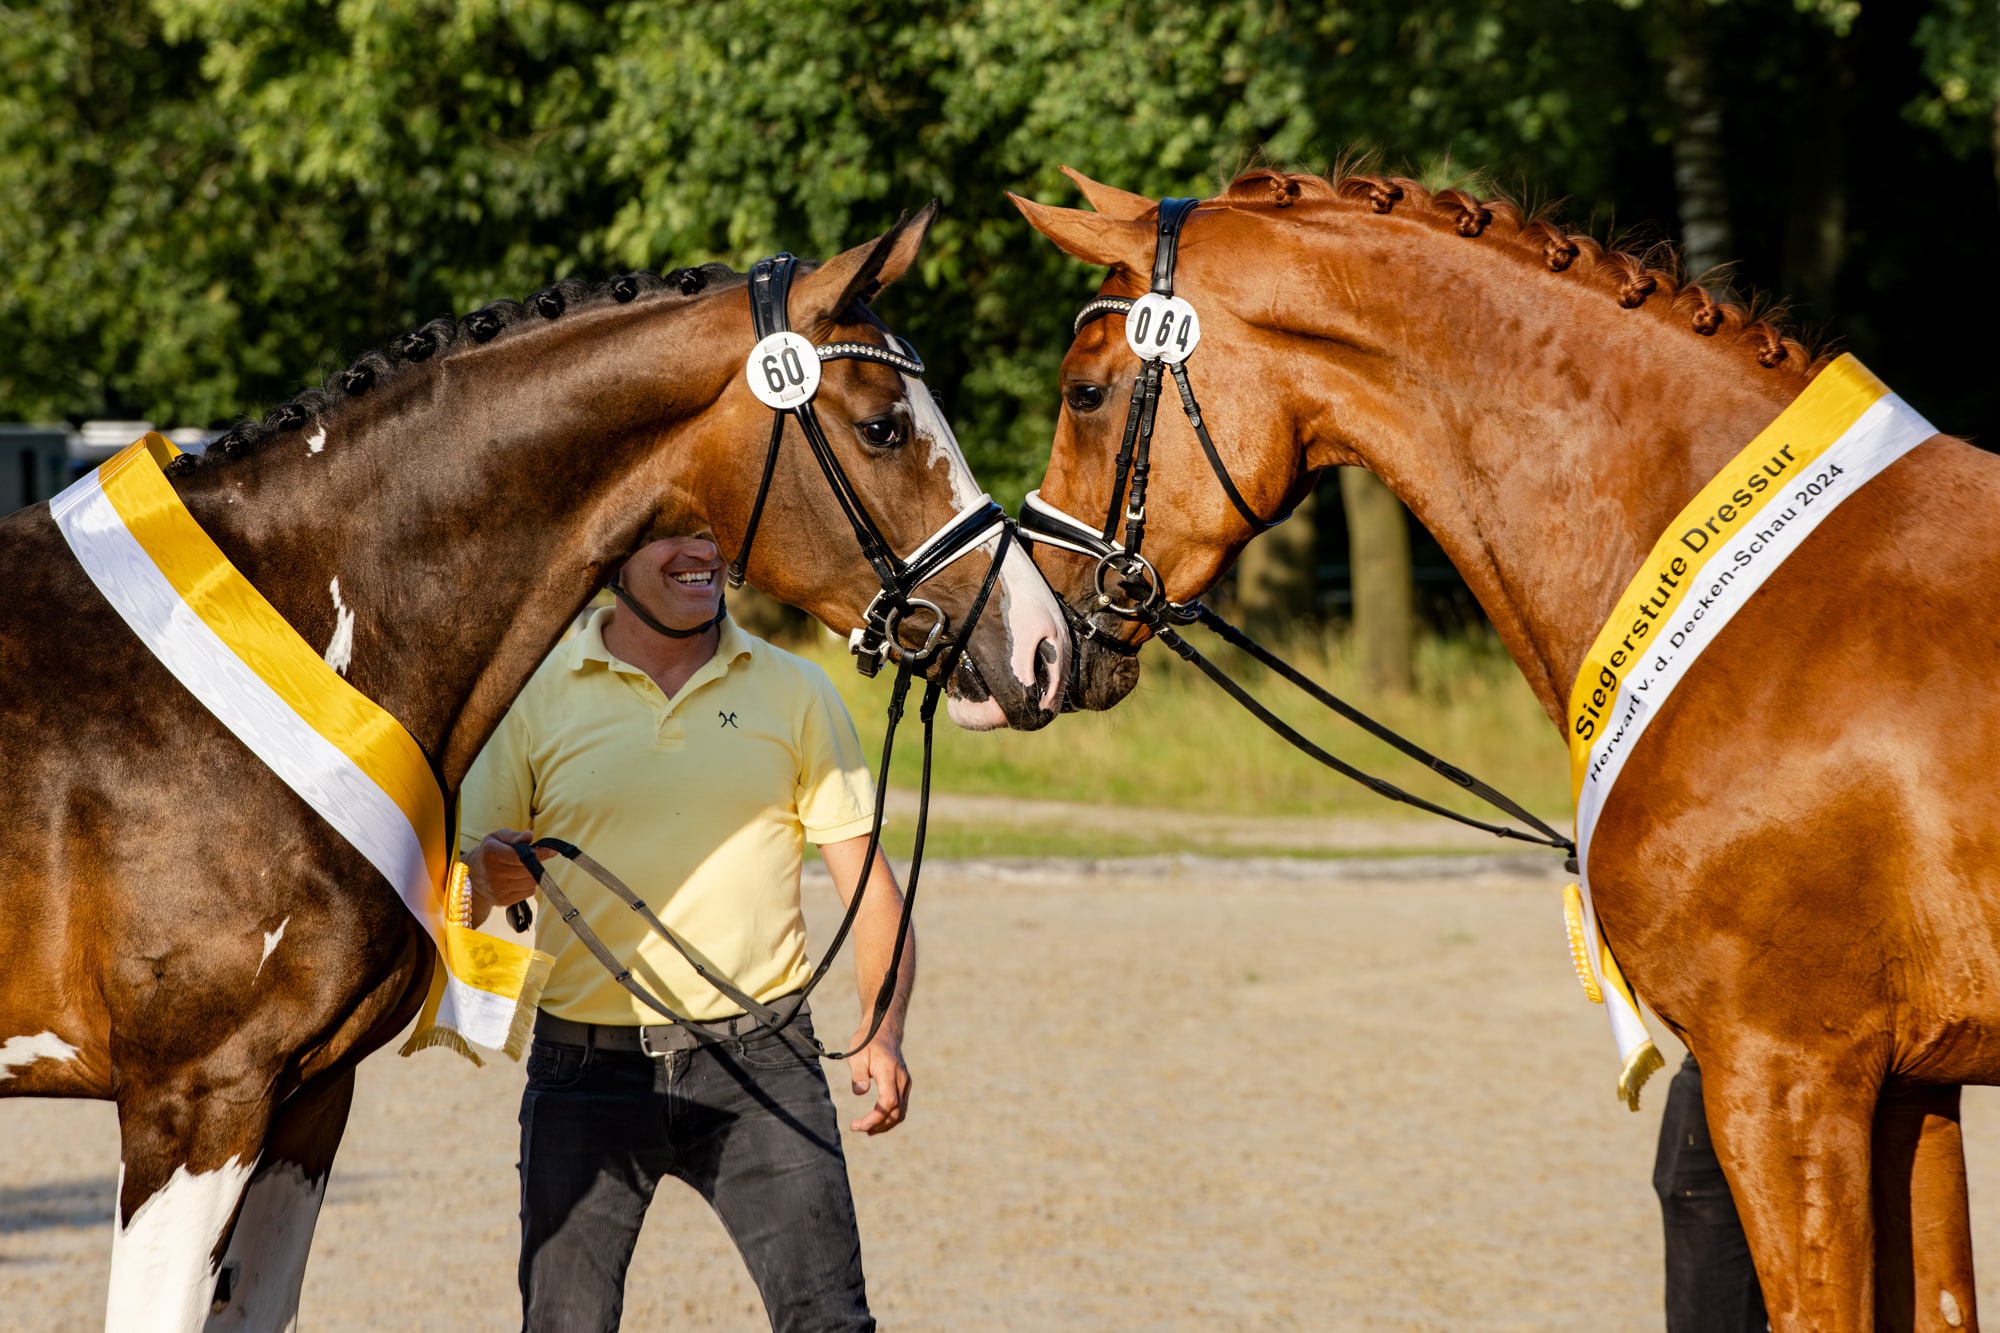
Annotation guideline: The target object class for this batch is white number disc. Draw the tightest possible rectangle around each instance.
[745,331,822,408]
[1124,292,1201,364]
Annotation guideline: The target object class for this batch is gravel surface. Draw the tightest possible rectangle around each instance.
[8,861,2000,1330]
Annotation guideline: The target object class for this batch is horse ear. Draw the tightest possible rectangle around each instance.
[1008,192,1151,271]
[793,201,939,333]
[1059,166,1154,221]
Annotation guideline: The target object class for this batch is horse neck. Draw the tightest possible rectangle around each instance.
[1266,210,1809,722]
[172,295,740,785]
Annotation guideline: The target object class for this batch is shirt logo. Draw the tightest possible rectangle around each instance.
[718,710,739,729]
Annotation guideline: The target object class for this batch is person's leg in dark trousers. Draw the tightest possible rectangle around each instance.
[668,1013,874,1333]
[517,1041,670,1333]
[1655,1053,1768,1331]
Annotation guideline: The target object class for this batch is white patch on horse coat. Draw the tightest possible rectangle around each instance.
[305,426,326,454]
[903,378,1068,725]
[323,578,355,675]
[255,917,289,980]
[1942,1288,1964,1327]
[106,1156,255,1333]
[0,1030,79,1080]
[202,1162,326,1332]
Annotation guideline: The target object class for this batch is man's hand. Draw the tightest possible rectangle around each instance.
[467,829,554,928]
[845,1030,911,1135]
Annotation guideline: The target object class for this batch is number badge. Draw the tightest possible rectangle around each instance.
[746,331,822,408]
[1124,293,1201,364]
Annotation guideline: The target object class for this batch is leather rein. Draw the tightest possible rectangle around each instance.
[504,252,1017,1060]
[1017,199,1574,857]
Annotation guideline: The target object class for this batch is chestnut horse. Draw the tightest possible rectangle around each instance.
[1014,167,1994,1330]
[0,207,1068,1332]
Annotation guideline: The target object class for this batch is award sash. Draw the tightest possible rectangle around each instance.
[52,435,550,1062]
[1562,356,1938,1108]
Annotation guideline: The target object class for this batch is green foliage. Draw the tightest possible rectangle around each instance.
[1912,0,2000,158]
[1,0,1992,502]
[0,0,1678,498]
[1,0,616,423]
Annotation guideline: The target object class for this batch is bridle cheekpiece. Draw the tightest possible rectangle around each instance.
[1018,198,1288,637]
[728,252,1012,678]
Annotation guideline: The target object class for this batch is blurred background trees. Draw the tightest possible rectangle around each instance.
[4,0,1996,665]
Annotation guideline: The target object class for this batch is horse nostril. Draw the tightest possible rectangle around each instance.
[1034,637,1060,707]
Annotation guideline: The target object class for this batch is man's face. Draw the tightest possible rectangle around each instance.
[620,534,725,631]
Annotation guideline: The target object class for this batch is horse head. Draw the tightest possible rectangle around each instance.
[680,207,1069,732]
[1009,171,1317,711]
[147,206,1068,793]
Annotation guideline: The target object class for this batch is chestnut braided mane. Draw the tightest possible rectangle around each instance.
[1220,167,1823,378]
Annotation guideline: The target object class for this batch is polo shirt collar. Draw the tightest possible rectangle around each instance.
[571,604,757,679]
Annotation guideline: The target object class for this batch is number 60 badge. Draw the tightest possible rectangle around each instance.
[746,331,822,408]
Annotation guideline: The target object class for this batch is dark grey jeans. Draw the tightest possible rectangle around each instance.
[1655,1053,1768,1332]
[517,1011,873,1333]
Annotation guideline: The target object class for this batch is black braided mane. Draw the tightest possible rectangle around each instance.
[170,262,741,475]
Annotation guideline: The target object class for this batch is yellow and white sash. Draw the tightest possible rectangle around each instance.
[1562,356,1938,1108]
[51,434,550,1062]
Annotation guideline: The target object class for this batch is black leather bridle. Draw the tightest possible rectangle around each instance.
[731,252,1011,678]
[503,252,1021,1059]
[1019,198,1290,630]
[1019,200,1575,856]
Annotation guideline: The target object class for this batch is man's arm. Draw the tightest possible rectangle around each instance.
[818,834,914,1135]
[458,699,557,929]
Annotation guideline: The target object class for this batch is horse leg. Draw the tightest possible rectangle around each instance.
[204,918,433,1331]
[1701,1047,1881,1331]
[1872,1081,1977,1332]
[106,1078,273,1333]
[202,1068,355,1332]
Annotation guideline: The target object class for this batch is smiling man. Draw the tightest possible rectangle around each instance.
[458,531,912,1333]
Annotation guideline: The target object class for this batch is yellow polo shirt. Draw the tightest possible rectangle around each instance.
[458,609,876,1023]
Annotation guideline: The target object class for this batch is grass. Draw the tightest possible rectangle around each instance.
[799,623,1571,829]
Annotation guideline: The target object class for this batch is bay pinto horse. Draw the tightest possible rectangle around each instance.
[0,206,1069,1332]
[1014,168,1998,1330]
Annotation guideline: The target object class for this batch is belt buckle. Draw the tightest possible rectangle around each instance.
[638,1025,675,1059]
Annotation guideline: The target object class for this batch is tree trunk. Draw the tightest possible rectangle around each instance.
[1339,468,1413,693]
[1782,29,1850,319]
[1990,99,1999,218]
[1232,488,1317,631]
[1661,13,1734,284]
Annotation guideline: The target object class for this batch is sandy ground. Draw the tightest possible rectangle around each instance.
[9,857,2000,1330]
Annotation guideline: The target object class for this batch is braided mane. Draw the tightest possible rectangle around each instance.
[1220,168,1822,379]
[172,261,746,475]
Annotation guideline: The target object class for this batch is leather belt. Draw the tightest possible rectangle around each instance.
[534,1002,808,1058]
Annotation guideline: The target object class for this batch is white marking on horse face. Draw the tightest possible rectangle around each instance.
[0,1030,79,1080]
[904,379,1069,723]
[323,578,355,676]
[306,426,326,454]
[202,1162,325,1331]
[254,917,289,980]
[1942,1288,1964,1327]
[107,1156,255,1333]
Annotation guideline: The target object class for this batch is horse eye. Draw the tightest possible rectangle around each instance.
[859,417,905,449]
[1066,383,1106,413]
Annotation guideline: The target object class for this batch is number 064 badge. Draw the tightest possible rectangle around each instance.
[746,331,822,408]
[1124,293,1201,364]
